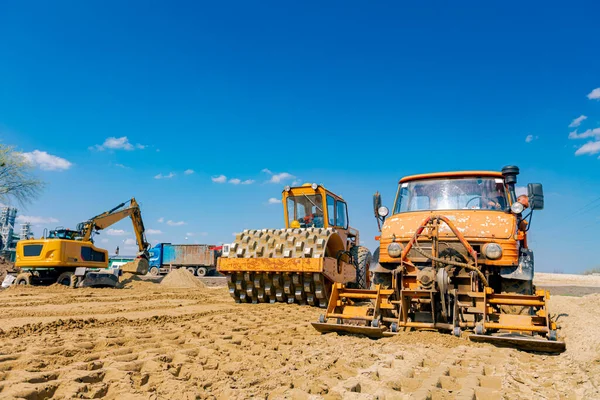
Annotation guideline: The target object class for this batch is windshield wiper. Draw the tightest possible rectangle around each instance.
[303,194,323,212]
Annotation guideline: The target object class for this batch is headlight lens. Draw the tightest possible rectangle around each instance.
[387,242,402,258]
[311,183,318,190]
[284,185,291,192]
[378,206,389,218]
[483,243,503,260]
[511,201,525,214]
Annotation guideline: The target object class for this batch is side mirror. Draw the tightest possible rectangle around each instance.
[527,183,544,210]
[373,192,382,217]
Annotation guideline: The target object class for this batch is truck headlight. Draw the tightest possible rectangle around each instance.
[483,243,502,260]
[511,202,525,214]
[387,242,402,258]
[378,206,389,218]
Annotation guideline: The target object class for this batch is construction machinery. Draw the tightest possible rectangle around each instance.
[218,183,371,306]
[13,198,150,288]
[312,166,565,353]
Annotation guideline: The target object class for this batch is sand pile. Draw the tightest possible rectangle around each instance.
[160,268,206,288]
[117,273,156,289]
[0,257,16,280]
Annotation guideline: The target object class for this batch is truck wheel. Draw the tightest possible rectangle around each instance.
[186,267,197,275]
[196,267,207,277]
[350,246,372,289]
[57,272,78,288]
[149,267,160,276]
[15,273,32,286]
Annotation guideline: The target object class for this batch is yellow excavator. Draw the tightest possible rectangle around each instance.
[14,198,149,288]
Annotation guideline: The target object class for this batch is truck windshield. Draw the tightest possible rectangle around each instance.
[393,177,508,213]
[287,194,325,228]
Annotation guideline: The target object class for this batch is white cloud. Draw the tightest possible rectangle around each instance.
[16,215,59,224]
[569,115,588,128]
[20,150,72,171]
[268,172,295,183]
[146,229,163,235]
[292,179,302,186]
[100,238,109,244]
[115,163,127,168]
[157,217,164,223]
[268,197,282,204]
[515,186,528,196]
[262,168,273,174]
[124,238,136,246]
[575,141,600,156]
[525,135,538,143]
[155,172,175,179]
[228,178,254,185]
[587,88,600,100]
[167,220,186,226]
[186,232,195,236]
[212,175,227,183]
[106,228,128,236]
[569,128,600,140]
[91,136,145,151]
[184,169,195,175]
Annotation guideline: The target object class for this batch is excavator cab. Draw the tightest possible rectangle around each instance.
[47,229,80,240]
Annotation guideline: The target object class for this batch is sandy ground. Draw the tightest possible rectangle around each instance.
[0,272,599,399]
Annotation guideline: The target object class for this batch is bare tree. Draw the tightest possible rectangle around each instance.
[0,144,44,206]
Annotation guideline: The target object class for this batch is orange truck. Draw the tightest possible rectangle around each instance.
[312,166,565,353]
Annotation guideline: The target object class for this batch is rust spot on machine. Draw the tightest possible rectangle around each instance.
[312,166,565,353]
[217,184,371,306]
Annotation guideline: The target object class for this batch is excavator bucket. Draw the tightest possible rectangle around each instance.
[311,283,393,337]
[120,257,149,275]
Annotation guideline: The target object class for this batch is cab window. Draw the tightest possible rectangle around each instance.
[326,195,335,226]
[81,247,106,262]
[286,194,324,228]
[23,244,43,257]
[336,201,348,229]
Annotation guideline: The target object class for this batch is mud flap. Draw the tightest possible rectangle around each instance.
[311,322,387,337]
[500,249,534,281]
[469,333,566,353]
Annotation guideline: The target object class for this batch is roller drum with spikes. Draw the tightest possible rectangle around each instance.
[218,227,358,307]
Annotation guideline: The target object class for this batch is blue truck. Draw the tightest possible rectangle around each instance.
[148,243,222,276]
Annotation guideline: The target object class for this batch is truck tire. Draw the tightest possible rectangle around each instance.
[15,273,32,286]
[57,272,78,288]
[350,246,372,289]
[186,267,197,275]
[149,267,160,276]
[196,267,207,277]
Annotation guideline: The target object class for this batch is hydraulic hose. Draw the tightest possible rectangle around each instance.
[412,238,489,287]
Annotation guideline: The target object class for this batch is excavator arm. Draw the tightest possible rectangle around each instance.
[78,198,150,253]
[77,198,150,275]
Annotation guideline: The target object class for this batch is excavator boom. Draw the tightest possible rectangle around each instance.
[77,198,149,275]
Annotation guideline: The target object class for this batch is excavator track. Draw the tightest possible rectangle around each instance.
[222,228,340,306]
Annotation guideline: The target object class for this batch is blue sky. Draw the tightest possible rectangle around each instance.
[1,1,599,272]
